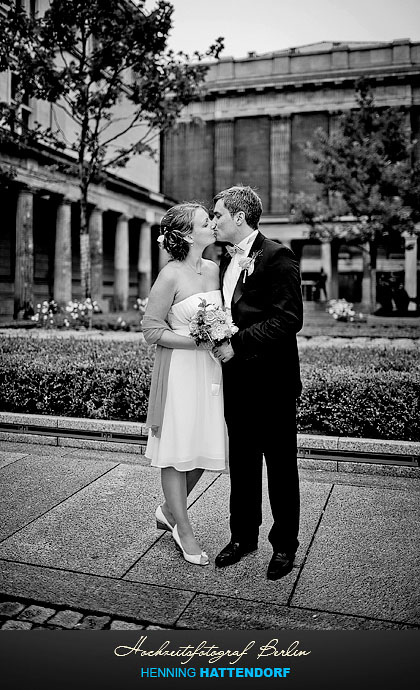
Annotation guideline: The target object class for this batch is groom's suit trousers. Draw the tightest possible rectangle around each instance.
[222,357,300,555]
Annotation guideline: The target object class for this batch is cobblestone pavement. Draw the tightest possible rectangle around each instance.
[0,597,171,631]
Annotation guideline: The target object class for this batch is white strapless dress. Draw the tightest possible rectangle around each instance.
[145,290,228,472]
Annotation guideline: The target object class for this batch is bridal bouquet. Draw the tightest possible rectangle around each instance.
[189,299,238,347]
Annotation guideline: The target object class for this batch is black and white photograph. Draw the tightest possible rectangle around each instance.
[0,0,419,685]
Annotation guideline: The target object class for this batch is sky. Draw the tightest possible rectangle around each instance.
[143,0,420,59]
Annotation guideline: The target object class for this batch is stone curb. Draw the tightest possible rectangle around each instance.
[0,411,419,459]
[0,412,148,437]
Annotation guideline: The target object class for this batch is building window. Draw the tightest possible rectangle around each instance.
[10,72,32,133]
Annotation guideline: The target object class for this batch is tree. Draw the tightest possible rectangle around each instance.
[0,0,223,298]
[291,79,420,310]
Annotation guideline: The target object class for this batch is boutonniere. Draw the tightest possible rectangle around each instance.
[238,250,262,281]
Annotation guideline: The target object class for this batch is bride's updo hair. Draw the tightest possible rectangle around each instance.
[160,203,206,261]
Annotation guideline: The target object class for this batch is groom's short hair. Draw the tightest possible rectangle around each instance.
[213,185,263,230]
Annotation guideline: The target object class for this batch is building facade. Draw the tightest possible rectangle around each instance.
[0,0,171,317]
[161,40,420,306]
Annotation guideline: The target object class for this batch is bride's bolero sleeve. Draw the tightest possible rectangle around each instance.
[142,315,173,438]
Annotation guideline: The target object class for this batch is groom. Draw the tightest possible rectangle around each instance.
[212,185,303,580]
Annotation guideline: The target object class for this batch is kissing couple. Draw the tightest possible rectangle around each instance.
[142,185,303,581]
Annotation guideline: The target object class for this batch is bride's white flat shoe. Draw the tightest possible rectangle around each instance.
[172,525,209,566]
[155,505,173,532]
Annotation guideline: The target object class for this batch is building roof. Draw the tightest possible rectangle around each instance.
[257,40,390,57]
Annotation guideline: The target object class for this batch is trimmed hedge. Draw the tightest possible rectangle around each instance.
[0,338,154,421]
[298,346,420,440]
[0,337,419,441]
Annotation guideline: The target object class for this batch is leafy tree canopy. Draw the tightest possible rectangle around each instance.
[292,79,420,246]
[0,0,223,177]
[0,0,223,297]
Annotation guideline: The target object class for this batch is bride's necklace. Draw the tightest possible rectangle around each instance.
[185,259,203,275]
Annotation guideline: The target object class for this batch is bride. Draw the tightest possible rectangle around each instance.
[142,203,227,566]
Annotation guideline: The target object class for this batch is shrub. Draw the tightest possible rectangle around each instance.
[297,369,419,440]
[0,337,154,421]
[0,337,419,440]
[297,346,420,440]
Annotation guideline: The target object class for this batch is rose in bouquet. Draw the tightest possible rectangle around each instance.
[189,299,238,347]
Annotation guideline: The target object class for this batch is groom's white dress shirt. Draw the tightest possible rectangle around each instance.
[223,230,258,308]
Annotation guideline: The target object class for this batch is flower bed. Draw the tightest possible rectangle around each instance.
[0,337,419,440]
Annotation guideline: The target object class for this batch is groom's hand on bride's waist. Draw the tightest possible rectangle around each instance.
[213,341,235,363]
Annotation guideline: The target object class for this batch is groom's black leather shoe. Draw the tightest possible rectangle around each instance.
[215,541,258,568]
[267,551,295,580]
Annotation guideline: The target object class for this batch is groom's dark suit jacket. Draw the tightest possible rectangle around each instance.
[220,231,303,423]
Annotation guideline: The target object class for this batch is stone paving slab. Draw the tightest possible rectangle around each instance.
[0,442,68,456]
[176,593,415,630]
[62,447,151,466]
[338,461,419,479]
[0,455,118,541]
[0,465,164,576]
[57,437,146,454]
[298,457,338,472]
[125,474,331,606]
[0,561,194,626]
[299,468,420,493]
[291,484,420,625]
[0,432,58,445]
[0,465,219,577]
[0,451,27,469]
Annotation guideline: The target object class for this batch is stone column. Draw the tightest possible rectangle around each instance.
[14,188,34,318]
[214,120,234,193]
[270,117,291,213]
[138,220,152,298]
[53,198,72,306]
[403,230,418,310]
[89,207,103,302]
[361,243,372,310]
[114,213,129,311]
[321,241,338,300]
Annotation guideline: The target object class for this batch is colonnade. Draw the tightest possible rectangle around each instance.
[12,187,419,315]
[13,187,159,316]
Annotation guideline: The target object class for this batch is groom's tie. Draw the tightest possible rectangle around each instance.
[226,244,245,258]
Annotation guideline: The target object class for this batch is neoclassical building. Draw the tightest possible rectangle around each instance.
[161,39,420,306]
[0,0,171,317]
[2,12,419,316]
